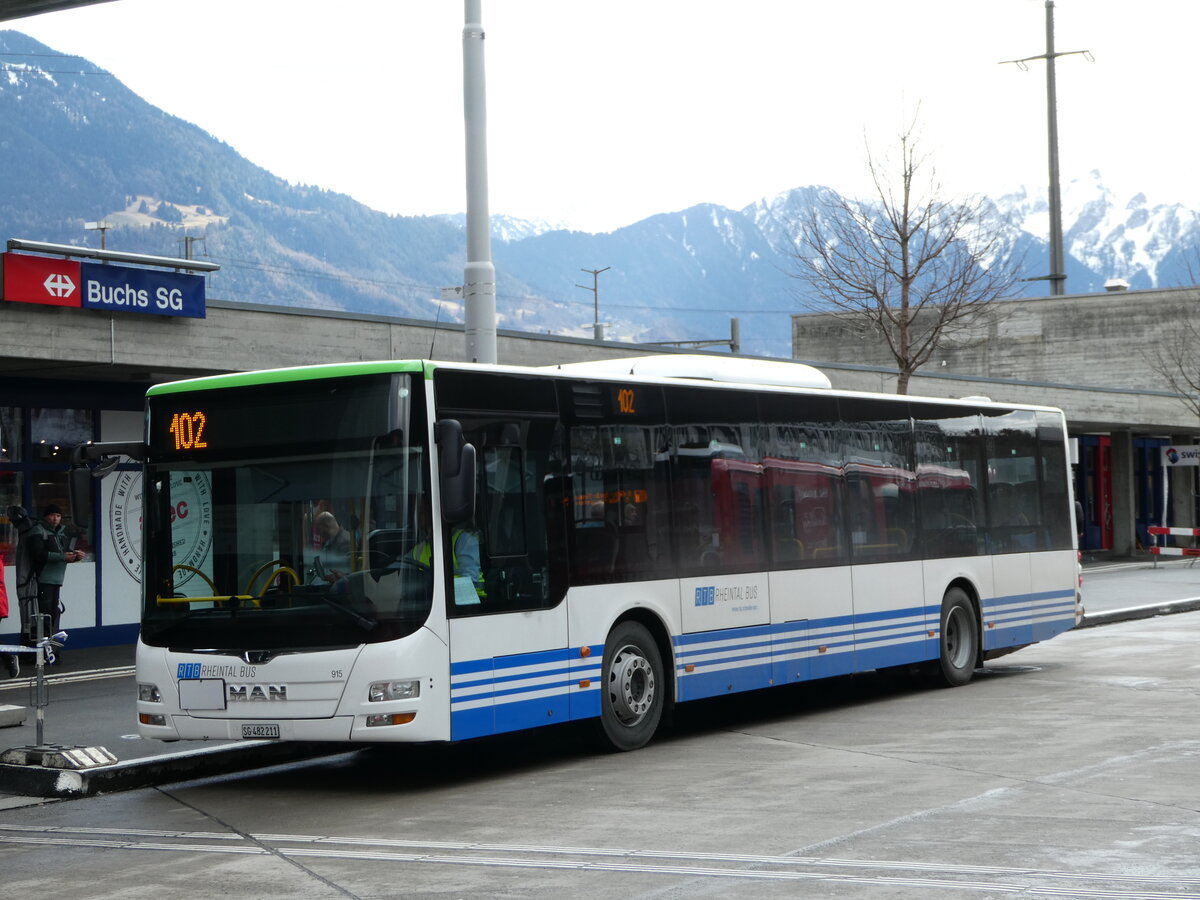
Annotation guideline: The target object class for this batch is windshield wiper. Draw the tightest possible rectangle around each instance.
[278,591,377,632]
[322,595,377,632]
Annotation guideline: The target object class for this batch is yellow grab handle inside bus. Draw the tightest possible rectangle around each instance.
[171,564,218,596]
[244,560,297,596]
[256,566,300,597]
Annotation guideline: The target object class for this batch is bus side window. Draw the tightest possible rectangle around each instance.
[763,417,848,568]
[984,409,1041,553]
[913,407,985,559]
[566,424,671,585]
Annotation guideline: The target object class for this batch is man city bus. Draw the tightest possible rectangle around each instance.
[72,356,1082,751]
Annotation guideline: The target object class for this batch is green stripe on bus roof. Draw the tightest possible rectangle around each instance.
[146,360,432,396]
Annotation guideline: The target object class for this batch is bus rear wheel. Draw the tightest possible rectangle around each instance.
[936,587,979,687]
[597,621,665,751]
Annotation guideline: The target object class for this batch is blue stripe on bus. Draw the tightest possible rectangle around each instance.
[450,646,574,677]
[449,587,1076,736]
[450,647,599,740]
[983,588,1075,614]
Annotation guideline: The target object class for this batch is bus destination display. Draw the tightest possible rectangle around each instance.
[167,411,208,451]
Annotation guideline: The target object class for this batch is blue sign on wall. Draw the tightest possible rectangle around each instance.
[80,262,206,319]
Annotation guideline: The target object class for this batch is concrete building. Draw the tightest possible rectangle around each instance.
[792,285,1200,558]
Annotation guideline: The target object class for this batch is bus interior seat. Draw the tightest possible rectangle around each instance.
[576,521,620,576]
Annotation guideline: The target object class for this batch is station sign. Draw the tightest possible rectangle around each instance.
[1,252,206,318]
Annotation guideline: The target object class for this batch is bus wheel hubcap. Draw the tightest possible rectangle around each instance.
[610,645,655,725]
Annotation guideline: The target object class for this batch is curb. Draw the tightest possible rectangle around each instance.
[0,740,336,799]
[1078,597,1200,629]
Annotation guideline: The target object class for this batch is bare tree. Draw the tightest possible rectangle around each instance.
[790,121,1022,394]
[1147,317,1200,420]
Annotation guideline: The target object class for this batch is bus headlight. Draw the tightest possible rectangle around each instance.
[138,683,162,703]
[369,680,421,702]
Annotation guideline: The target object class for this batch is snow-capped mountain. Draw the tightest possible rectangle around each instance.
[993,171,1200,291]
[4,28,1200,359]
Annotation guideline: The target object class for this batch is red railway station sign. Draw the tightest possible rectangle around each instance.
[1,250,208,318]
[1,252,81,307]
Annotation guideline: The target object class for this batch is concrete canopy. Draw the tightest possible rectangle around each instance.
[0,1,114,22]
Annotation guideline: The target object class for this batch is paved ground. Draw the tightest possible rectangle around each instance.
[1080,556,1200,619]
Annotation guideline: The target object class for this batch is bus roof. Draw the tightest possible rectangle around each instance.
[145,355,1064,417]
[543,355,833,390]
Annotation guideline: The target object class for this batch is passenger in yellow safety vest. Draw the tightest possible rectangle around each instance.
[409,525,485,599]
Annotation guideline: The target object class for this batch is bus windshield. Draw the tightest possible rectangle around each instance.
[140,372,433,650]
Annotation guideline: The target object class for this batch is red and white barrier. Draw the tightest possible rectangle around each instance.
[1148,526,1200,557]
[1148,526,1200,537]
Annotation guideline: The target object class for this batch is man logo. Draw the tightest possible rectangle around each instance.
[227,684,288,702]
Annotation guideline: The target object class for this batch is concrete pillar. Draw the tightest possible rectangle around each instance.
[1169,435,1198,544]
[1109,430,1136,556]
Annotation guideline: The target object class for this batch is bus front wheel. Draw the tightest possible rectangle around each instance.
[597,621,665,752]
[936,586,980,687]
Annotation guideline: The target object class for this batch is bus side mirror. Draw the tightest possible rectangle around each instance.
[436,419,476,525]
[67,464,92,521]
[67,443,98,523]
[67,440,142,524]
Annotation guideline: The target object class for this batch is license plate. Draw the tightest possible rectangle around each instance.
[241,723,280,739]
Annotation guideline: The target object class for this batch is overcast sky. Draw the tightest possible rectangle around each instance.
[9,1,1197,233]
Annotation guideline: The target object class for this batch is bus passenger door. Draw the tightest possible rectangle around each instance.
[988,553,1032,649]
[445,417,569,741]
[844,459,927,672]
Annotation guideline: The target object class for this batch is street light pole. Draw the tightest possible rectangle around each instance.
[84,220,110,251]
[463,0,497,363]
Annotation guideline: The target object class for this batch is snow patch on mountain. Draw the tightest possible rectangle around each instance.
[992,170,1200,286]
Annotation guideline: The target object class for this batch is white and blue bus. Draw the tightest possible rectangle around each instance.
[103,356,1080,751]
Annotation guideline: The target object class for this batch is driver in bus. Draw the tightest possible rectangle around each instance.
[409,504,484,601]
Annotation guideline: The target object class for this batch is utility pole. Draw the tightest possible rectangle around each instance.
[463,0,497,363]
[179,235,206,260]
[576,266,610,341]
[1001,1,1091,296]
[84,221,111,250]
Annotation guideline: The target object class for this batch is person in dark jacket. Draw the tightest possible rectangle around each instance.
[27,504,83,649]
